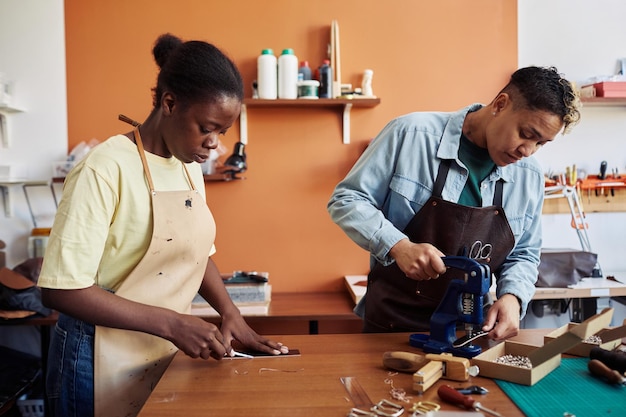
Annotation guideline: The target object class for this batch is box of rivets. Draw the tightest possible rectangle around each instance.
[543,319,626,357]
[472,308,614,385]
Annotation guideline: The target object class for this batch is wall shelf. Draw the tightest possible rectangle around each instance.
[0,105,25,148]
[240,97,381,144]
[581,97,626,106]
[0,179,48,217]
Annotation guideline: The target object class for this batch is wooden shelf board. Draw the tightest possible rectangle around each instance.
[543,187,626,214]
[240,97,381,144]
[243,97,380,108]
[581,97,626,106]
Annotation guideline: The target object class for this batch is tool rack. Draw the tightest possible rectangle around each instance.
[544,183,603,322]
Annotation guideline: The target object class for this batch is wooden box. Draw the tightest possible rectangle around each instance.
[472,308,614,385]
[544,321,626,357]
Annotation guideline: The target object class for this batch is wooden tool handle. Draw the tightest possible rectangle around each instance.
[590,346,626,374]
[425,353,470,381]
[383,351,428,373]
[438,384,475,409]
[588,359,626,384]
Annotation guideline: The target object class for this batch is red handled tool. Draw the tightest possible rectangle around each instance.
[438,384,503,417]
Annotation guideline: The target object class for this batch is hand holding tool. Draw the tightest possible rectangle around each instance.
[437,385,503,417]
[410,256,491,358]
[588,359,626,385]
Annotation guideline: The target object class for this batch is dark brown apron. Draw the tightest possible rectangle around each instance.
[363,159,515,332]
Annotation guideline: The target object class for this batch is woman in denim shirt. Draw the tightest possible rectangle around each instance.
[328,66,580,341]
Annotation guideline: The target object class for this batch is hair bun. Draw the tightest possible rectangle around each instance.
[153,33,183,68]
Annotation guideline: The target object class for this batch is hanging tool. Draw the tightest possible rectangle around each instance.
[409,256,491,358]
[437,385,503,417]
[588,359,626,385]
[544,183,602,277]
[599,160,608,180]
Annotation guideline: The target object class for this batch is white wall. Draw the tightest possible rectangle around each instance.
[0,0,67,267]
[519,0,626,275]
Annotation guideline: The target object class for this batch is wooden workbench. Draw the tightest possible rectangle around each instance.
[138,330,552,417]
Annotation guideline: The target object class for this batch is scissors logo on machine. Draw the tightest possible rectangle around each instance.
[469,240,492,263]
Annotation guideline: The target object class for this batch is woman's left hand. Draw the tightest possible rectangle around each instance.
[482,294,521,341]
[220,310,289,356]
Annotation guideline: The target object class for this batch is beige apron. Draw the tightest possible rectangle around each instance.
[94,128,215,417]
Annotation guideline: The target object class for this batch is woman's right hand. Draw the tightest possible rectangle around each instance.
[168,313,229,360]
[389,239,446,281]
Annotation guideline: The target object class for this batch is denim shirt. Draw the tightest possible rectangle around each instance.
[327,104,543,316]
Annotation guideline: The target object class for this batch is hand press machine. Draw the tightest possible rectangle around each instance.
[410,256,491,358]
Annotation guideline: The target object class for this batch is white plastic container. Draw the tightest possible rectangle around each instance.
[257,49,277,99]
[297,80,320,99]
[361,69,375,97]
[278,48,298,99]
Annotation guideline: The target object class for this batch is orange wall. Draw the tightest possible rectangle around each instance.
[64,0,517,293]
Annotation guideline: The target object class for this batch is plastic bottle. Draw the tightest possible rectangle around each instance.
[257,49,277,99]
[318,59,333,98]
[298,61,312,81]
[361,69,375,97]
[278,48,298,99]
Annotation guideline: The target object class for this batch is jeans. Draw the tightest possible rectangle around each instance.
[46,313,94,417]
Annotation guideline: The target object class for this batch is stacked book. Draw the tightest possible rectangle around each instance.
[191,271,271,316]
[344,275,368,305]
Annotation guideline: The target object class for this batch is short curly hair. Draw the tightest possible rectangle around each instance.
[500,66,581,134]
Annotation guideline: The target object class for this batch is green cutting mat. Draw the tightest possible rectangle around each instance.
[496,358,625,416]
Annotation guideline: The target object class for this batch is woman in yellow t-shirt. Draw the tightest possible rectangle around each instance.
[38,33,288,417]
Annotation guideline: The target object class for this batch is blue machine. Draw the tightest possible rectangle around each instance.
[409,256,491,358]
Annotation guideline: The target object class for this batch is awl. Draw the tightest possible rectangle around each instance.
[438,384,503,417]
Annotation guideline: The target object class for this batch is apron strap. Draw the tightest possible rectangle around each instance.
[434,158,504,206]
[493,179,504,207]
[432,159,452,198]
[133,127,197,192]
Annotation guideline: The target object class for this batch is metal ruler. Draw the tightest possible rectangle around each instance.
[341,376,374,408]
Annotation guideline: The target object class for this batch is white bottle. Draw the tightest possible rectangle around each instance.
[257,49,277,99]
[361,69,375,97]
[278,48,298,99]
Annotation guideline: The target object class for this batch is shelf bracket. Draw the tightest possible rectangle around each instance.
[342,103,352,144]
[0,185,10,216]
[0,106,25,148]
[239,104,248,145]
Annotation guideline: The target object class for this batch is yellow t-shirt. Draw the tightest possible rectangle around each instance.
[38,135,216,290]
